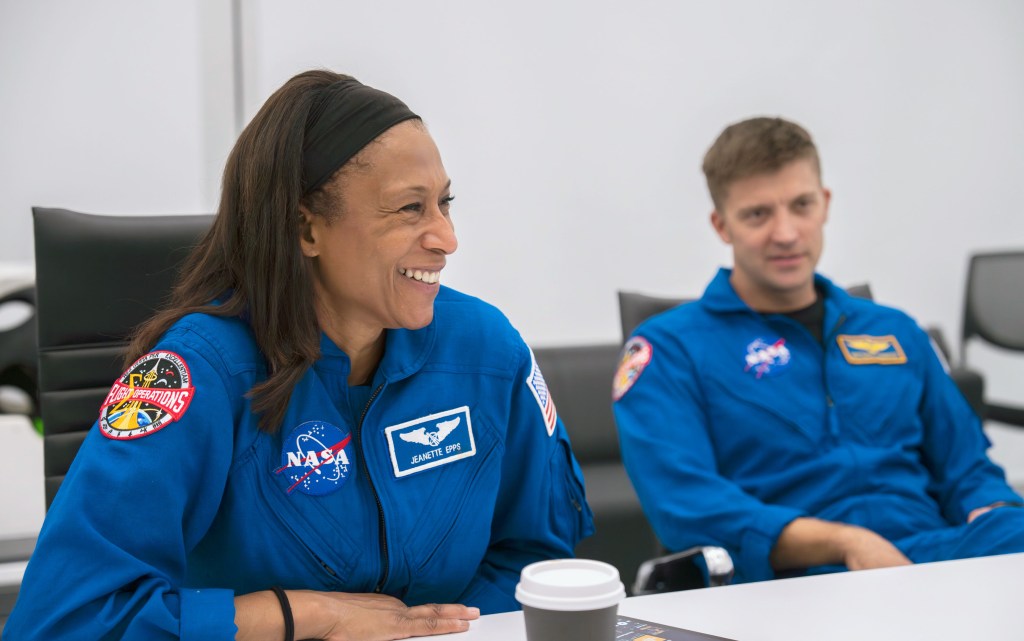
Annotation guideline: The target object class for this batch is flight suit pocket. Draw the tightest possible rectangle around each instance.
[550,438,592,543]
[834,364,923,446]
[253,437,360,588]
[402,440,500,603]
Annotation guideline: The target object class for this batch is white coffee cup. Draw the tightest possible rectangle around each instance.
[515,558,626,641]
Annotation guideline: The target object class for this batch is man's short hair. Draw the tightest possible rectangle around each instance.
[702,117,821,210]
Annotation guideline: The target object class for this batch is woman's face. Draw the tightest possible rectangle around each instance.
[301,120,457,344]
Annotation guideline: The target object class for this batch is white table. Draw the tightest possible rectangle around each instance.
[459,553,1022,641]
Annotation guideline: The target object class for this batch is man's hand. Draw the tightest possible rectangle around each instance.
[236,590,480,641]
[967,501,1024,523]
[770,517,911,572]
[835,524,912,571]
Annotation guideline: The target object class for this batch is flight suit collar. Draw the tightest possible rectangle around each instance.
[700,267,858,321]
[316,312,437,385]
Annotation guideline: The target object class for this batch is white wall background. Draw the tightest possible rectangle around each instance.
[2,1,1024,531]
[3,1,1023,347]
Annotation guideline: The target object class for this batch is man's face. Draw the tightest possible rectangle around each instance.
[710,158,830,312]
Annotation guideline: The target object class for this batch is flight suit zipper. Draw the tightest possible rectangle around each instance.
[822,314,847,441]
[354,382,390,593]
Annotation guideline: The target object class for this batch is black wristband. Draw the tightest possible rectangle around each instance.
[270,586,295,641]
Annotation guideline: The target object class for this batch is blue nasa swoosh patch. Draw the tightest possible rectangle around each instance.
[743,337,792,379]
[275,421,354,496]
[384,406,476,478]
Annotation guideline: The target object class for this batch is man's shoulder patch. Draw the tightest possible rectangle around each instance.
[613,336,653,401]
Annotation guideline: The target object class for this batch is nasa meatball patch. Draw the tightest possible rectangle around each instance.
[99,351,195,440]
[275,421,354,496]
[743,338,792,379]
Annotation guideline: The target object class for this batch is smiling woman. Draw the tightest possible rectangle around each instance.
[5,70,594,641]
[300,119,459,386]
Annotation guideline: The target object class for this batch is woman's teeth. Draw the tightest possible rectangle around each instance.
[399,268,440,284]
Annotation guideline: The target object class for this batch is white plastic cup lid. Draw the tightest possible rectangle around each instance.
[515,558,626,611]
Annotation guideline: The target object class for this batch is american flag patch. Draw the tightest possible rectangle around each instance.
[527,350,558,437]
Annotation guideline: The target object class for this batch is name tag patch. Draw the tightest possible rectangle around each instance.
[385,406,476,478]
[275,421,354,496]
[837,334,907,365]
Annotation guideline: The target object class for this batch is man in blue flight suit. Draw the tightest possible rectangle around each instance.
[614,116,1024,583]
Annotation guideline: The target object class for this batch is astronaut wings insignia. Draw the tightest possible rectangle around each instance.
[837,334,907,365]
[385,407,476,477]
[399,416,461,446]
[845,339,889,354]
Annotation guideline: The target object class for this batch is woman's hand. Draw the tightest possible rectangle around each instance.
[307,591,479,641]
[236,590,480,641]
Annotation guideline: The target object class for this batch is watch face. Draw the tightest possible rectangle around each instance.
[99,350,195,440]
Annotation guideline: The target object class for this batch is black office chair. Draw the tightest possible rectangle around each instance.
[532,343,660,593]
[0,284,39,419]
[960,250,1024,428]
[32,208,213,507]
[632,546,734,595]
[0,284,41,626]
[617,291,693,342]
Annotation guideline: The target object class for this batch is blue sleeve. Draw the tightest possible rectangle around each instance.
[915,326,1022,523]
[614,332,804,583]
[457,344,594,613]
[4,334,239,640]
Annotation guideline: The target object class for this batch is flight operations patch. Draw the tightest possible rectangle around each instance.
[837,334,907,365]
[99,351,195,440]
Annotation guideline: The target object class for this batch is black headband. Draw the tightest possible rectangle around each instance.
[302,77,419,195]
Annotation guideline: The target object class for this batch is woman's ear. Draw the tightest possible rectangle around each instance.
[298,206,319,257]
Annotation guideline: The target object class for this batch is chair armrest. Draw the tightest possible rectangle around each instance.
[986,403,1024,428]
[632,546,734,595]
